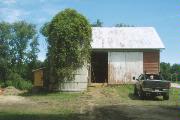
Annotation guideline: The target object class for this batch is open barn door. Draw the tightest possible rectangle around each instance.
[91,51,108,83]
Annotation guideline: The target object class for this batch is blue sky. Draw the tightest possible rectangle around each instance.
[0,0,179,64]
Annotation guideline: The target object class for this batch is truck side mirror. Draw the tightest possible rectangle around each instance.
[133,77,136,80]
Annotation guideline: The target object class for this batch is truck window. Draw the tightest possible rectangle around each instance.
[141,75,144,80]
[145,74,162,80]
[138,75,144,80]
[138,75,142,80]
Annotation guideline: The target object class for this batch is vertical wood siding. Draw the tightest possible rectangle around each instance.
[108,52,143,84]
[143,51,160,74]
[34,70,43,87]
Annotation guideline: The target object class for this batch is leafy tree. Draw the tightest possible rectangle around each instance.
[171,64,180,73]
[40,22,50,38]
[160,62,180,81]
[43,8,92,87]
[115,23,135,27]
[91,19,103,27]
[0,21,39,89]
[0,21,39,81]
[171,64,180,81]
[10,21,37,76]
[26,36,40,80]
[160,62,171,81]
[0,22,11,81]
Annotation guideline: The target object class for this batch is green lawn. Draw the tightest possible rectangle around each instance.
[0,92,83,120]
[0,85,179,120]
[114,85,180,106]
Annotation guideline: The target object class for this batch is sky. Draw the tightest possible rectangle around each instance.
[0,0,179,64]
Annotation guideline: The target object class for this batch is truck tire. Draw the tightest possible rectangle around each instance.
[134,85,138,96]
[150,94,155,100]
[163,93,169,100]
[139,87,145,100]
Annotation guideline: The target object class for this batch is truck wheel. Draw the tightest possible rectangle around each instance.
[150,94,155,100]
[134,85,138,96]
[139,88,145,100]
[163,93,169,100]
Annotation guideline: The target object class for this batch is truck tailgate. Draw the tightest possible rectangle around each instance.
[143,80,170,89]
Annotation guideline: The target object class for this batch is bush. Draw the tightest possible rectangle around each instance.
[6,72,33,90]
[6,79,33,90]
[0,80,6,88]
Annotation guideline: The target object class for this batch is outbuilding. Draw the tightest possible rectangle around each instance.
[34,27,165,91]
[90,27,165,84]
[59,27,165,91]
[32,67,45,87]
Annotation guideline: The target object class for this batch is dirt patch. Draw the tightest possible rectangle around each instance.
[0,86,35,105]
[0,96,25,104]
[1,86,24,95]
[0,95,37,106]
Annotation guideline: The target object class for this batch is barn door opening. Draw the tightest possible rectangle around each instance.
[91,51,108,83]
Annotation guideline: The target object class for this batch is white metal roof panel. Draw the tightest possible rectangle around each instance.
[91,27,165,49]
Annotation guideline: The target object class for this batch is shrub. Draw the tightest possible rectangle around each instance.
[0,80,6,88]
[17,79,33,90]
[6,72,33,90]
[6,79,33,90]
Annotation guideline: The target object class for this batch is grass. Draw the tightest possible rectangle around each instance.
[0,85,179,120]
[23,91,81,101]
[114,85,180,106]
[0,91,83,120]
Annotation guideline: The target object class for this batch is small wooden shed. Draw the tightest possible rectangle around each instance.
[32,68,45,87]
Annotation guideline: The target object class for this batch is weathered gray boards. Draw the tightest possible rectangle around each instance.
[59,65,89,91]
[35,27,165,91]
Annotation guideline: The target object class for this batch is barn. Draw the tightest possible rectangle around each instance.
[58,27,165,91]
[90,27,165,84]
[34,27,165,91]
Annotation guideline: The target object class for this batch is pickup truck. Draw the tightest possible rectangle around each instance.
[133,73,171,100]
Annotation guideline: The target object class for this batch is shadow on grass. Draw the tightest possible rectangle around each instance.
[0,105,137,120]
[128,93,139,100]
[128,93,163,101]
[0,113,78,120]
[19,89,65,97]
[19,90,51,96]
[0,104,179,120]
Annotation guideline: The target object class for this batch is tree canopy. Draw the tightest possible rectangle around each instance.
[0,21,40,86]
[0,22,11,81]
[160,62,180,81]
[91,19,103,27]
[115,23,135,27]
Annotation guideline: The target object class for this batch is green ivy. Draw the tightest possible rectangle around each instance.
[44,8,92,84]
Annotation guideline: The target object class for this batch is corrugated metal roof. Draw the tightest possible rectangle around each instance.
[92,27,165,49]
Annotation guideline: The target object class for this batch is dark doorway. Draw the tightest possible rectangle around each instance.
[91,51,108,83]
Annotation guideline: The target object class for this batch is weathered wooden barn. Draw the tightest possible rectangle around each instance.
[59,27,165,91]
[34,27,165,91]
[90,27,165,84]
